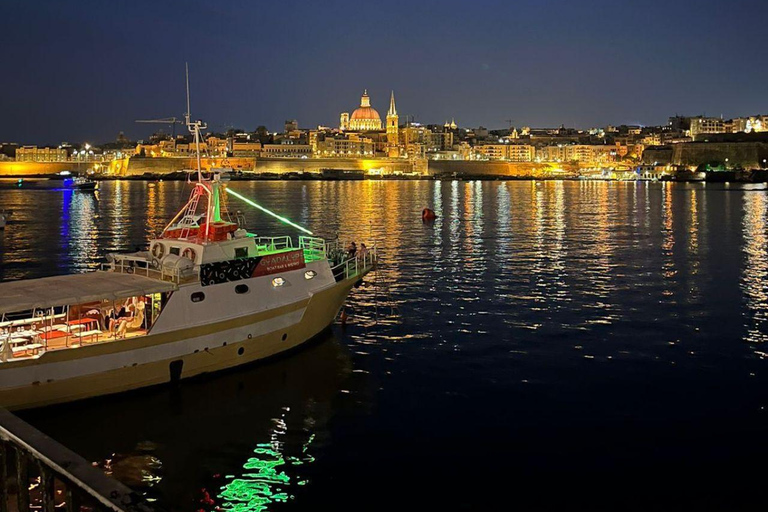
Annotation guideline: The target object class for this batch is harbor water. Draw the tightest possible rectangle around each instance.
[2,180,768,510]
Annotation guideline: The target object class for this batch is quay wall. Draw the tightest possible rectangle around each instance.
[121,157,416,176]
[427,160,580,178]
[643,142,768,168]
[0,161,95,176]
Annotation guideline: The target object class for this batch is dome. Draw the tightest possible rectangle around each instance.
[351,106,381,121]
[345,90,382,131]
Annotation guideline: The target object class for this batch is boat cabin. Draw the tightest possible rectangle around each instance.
[0,272,177,361]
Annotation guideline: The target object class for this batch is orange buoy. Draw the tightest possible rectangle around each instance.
[340,310,349,325]
[422,208,437,221]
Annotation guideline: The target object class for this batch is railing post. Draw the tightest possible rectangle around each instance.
[14,446,29,512]
[0,442,8,512]
[38,460,55,512]
[65,485,81,512]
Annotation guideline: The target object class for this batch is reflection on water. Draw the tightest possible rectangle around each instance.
[3,180,768,509]
[742,192,768,344]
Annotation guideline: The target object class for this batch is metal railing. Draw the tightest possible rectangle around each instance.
[254,236,293,253]
[101,261,182,284]
[298,236,328,262]
[329,246,377,281]
[0,407,157,512]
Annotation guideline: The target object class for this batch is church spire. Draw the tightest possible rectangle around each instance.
[388,90,397,116]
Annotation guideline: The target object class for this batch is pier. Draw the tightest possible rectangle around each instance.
[0,408,154,512]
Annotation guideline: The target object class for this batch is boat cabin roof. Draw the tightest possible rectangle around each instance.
[0,271,177,314]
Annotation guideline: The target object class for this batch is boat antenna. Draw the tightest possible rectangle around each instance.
[184,62,206,182]
[185,62,191,127]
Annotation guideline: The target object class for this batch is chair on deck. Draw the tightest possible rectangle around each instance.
[116,302,145,338]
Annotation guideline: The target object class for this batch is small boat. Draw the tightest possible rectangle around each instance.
[66,176,98,191]
[0,96,376,410]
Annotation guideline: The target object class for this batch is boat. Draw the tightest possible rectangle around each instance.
[68,176,98,191]
[0,92,376,410]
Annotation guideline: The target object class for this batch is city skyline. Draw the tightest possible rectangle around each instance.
[4,0,768,144]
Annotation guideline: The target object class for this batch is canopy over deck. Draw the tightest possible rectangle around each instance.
[0,271,178,315]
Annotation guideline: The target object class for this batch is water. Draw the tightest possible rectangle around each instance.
[2,180,768,510]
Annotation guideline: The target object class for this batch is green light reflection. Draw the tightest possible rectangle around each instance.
[217,434,315,512]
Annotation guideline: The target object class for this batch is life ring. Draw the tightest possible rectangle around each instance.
[150,257,160,269]
[182,247,197,261]
[151,242,165,259]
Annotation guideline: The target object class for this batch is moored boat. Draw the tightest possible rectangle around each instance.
[0,112,375,410]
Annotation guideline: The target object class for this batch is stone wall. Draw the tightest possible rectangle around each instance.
[643,142,768,168]
[0,161,94,176]
[427,160,578,178]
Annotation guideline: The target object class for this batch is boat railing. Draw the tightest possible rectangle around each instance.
[299,235,329,262]
[329,244,377,281]
[254,236,294,253]
[101,260,182,284]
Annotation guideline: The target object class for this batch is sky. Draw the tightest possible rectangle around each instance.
[2,0,768,144]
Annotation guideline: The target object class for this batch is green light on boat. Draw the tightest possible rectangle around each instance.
[227,188,313,235]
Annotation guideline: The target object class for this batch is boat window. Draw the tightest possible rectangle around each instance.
[191,292,205,303]
[235,247,248,258]
[235,284,249,294]
[170,247,181,256]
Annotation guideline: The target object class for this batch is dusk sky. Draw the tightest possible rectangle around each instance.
[3,0,768,144]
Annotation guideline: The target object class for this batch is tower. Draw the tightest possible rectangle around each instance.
[340,112,349,131]
[386,90,399,157]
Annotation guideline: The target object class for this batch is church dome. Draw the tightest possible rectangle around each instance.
[346,90,382,131]
[351,106,381,121]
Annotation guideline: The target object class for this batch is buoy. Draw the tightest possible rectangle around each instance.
[340,310,349,326]
[422,208,437,221]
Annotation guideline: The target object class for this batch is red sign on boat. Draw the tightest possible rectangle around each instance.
[252,249,306,277]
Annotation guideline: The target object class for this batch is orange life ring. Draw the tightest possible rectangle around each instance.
[182,247,197,261]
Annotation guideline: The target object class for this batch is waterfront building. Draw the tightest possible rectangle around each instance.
[260,144,313,158]
[230,140,263,157]
[537,144,615,163]
[316,136,374,157]
[342,90,382,132]
[473,144,535,162]
[15,146,67,162]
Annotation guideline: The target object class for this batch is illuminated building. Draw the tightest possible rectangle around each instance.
[472,144,535,161]
[261,144,313,158]
[689,116,726,139]
[386,91,400,157]
[732,116,768,133]
[231,140,262,156]
[316,136,374,157]
[339,112,349,131]
[16,146,67,162]
[343,90,382,131]
[537,144,615,163]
